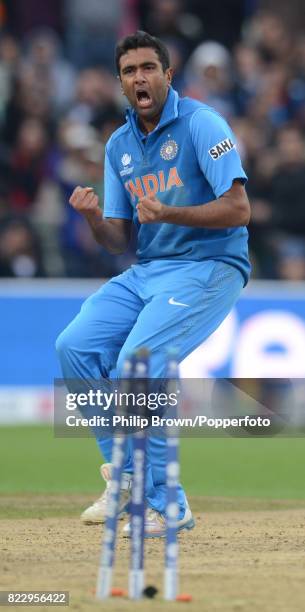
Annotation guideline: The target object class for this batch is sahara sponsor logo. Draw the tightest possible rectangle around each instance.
[208,138,235,160]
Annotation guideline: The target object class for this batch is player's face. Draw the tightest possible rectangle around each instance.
[119,47,172,129]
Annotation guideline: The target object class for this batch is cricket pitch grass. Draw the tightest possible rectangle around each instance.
[1,495,305,612]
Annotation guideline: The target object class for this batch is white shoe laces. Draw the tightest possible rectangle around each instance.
[146,508,165,525]
[93,481,111,509]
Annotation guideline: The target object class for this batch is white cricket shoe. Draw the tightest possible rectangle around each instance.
[80,463,132,525]
[122,504,195,538]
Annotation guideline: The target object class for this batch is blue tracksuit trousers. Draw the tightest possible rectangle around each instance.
[56,259,244,517]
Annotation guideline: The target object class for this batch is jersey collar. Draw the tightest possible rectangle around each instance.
[126,87,179,139]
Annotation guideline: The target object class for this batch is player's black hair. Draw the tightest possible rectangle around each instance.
[115,31,170,75]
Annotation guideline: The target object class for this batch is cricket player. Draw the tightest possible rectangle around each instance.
[56,31,251,537]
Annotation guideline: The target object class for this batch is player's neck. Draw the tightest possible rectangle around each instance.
[138,113,161,135]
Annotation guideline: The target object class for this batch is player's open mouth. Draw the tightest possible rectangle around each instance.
[135,89,152,108]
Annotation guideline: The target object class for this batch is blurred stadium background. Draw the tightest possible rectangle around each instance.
[0,0,305,499]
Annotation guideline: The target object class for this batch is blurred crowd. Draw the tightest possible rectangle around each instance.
[0,0,304,280]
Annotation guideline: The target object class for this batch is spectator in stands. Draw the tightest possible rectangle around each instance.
[232,43,265,116]
[3,117,50,213]
[187,0,247,50]
[250,126,305,278]
[65,68,118,127]
[0,34,20,120]
[1,60,53,148]
[276,241,305,281]
[64,0,126,70]
[230,116,268,172]
[140,0,202,59]
[0,215,45,277]
[184,41,235,118]
[162,37,187,94]
[55,122,128,277]
[4,0,64,39]
[247,63,291,129]
[23,28,76,114]
[269,126,305,235]
[91,107,124,145]
[245,11,293,64]
[289,36,305,127]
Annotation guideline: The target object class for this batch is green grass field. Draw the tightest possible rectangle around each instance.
[1,425,305,500]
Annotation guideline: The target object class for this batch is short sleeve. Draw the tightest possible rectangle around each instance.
[189,108,247,198]
[103,147,133,220]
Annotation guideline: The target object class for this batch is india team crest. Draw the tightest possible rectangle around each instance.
[160,139,178,161]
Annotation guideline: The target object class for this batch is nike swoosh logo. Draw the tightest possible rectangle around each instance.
[168,297,190,307]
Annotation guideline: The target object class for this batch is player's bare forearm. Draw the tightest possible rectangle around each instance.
[85,211,131,254]
[69,186,131,254]
[137,181,251,228]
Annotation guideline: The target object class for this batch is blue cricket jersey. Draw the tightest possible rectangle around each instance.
[103,87,250,283]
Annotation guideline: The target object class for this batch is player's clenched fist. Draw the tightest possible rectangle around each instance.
[69,186,101,218]
[137,195,165,223]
